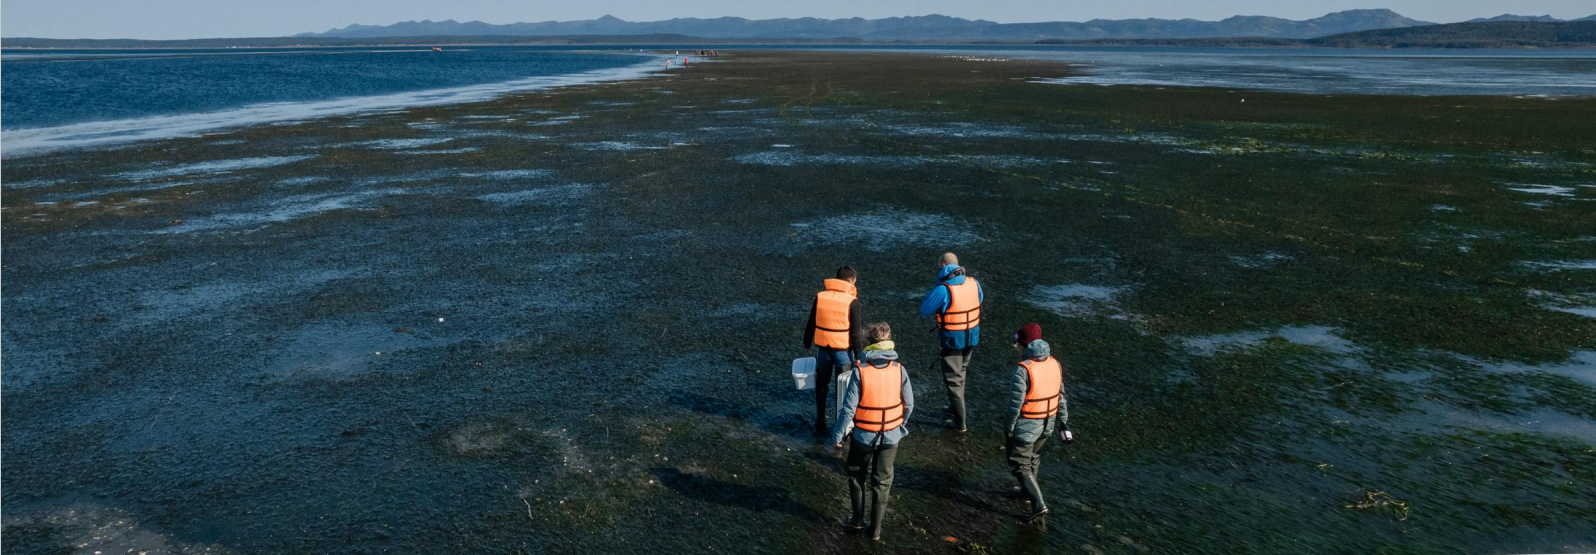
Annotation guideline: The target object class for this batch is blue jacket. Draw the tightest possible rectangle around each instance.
[918,264,983,349]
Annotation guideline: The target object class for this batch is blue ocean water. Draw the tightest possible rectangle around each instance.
[1,47,649,129]
[2,44,1593,157]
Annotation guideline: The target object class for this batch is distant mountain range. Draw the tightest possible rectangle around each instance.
[1468,14,1596,23]
[299,9,1444,40]
[1307,20,1596,48]
[6,15,1596,50]
[1046,20,1596,49]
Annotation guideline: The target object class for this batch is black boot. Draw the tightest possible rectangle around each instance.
[949,399,968,432]
[868,491,889,541]
[1020,473,1049,522]
[845,474,866,533]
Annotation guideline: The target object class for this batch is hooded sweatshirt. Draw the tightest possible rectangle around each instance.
[831,341,915,447]
[918,264,983,350]
[1006,339,1067,444]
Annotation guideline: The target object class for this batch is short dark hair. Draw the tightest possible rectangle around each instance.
[836,266,857,281]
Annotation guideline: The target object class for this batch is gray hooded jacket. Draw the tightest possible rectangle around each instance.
[1006,339,1068,444]
[831,345,914,447]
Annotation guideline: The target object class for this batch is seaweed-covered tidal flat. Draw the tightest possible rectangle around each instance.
[3,51,1594,554]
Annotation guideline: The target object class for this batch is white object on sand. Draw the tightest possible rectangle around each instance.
[791,357,817,390]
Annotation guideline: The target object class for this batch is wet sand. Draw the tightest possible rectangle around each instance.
[3,51,1595,554]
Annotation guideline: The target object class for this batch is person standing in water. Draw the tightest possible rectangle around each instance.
[918,252,983,432]
[1005,323,1068,522]
[832,322,913,541]
[804,266,864,437]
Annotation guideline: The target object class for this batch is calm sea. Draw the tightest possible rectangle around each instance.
[3,44,1593,157]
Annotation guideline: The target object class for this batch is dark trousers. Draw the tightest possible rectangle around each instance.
[1007,433,1050,477]
[845,439,898,530]
[939,346,974,429]
[814,347,853,430]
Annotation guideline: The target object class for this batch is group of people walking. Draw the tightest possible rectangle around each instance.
[801,253,1071,541]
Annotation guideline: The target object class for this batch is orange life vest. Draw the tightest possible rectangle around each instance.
[853,361,905,433]
[812,279,856,350]
[936,277,982,331]
[1019,356,1063,419]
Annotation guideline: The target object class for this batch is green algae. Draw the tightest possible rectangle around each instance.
[3,51,1594,554]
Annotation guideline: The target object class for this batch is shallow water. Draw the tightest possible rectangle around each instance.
[1,50,662,157]
[115,155,316,181]
[789,208,983,252]
[2,50,1593,555]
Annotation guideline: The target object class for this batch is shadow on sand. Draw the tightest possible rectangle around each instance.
[651,467,824,520]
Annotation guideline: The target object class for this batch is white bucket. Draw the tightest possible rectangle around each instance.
[791,357,816,390]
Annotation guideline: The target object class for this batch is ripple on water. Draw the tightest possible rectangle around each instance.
[1503,183,1578,197]
[1025,284,1125,317]
[733,151,923,168]
[394,147,481,155]
[571,141,670,152]
[156,189,411,234]
[1521,260,1596,271]
[1464,350,1596,388]
[116,155,316,181]
[790,208,982,252]
[1180,325,1357,356]
[260,322,440,381]
[461,169,556,180]
[475,183,594,205]
[350,137,454,149]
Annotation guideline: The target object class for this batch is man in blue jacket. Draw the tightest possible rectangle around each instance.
[918,252,983,432]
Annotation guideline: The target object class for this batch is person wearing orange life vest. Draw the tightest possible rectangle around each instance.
[803,266,865,437]
[1006,323,1068,523]
[918,252,983,432]
[831,322,914,541]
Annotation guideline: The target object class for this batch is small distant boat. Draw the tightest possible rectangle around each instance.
[432,47,443,52]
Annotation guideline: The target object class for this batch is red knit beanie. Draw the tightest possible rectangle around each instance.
[1014,323,1042,346]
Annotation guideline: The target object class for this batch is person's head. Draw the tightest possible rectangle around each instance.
[1013,323,1042,355]
[866,321,892,344]
[939,252,959,269]
[835,265,858,284]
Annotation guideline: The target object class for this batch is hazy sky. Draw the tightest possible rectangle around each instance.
[5,0,1594,39]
